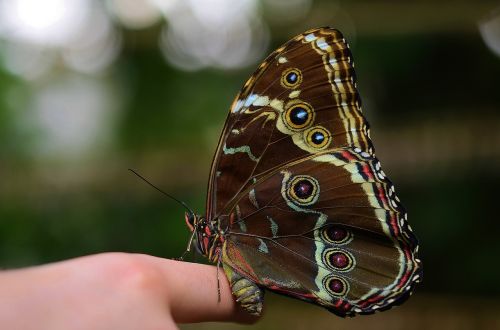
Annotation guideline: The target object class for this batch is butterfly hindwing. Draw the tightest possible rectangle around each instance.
[221,149,420,316]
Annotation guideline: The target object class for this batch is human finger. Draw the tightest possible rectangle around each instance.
[144,257,260,324]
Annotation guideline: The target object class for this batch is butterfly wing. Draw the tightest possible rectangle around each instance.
[221,149,421,316]
[206,27,371,218]
[206,27,422,315]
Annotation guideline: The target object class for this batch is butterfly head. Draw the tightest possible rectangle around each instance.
[184,212,220,260]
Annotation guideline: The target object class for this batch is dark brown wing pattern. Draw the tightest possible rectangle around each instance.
[222,149,421,315]
[206,27,372,218]
[207,27,422,316]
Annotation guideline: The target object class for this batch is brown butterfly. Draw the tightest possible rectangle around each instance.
[184,27,422,317]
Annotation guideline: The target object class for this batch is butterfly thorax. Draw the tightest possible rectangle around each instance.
[185,212,224,262]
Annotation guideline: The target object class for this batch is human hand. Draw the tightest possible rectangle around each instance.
[0,253,259,330]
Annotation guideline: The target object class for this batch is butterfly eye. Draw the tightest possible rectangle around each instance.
[283,101,314,130]
[286,175,320,206]
[304,126,331,149]
[281,68,302,88]
[323,249,355,272]
[324,276,349,297]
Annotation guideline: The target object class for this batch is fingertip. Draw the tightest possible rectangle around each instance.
[152,258,261,324]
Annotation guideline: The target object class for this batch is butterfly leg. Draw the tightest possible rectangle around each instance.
[222,263,264,316]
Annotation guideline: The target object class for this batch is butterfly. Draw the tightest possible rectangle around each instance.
[184,27,422,317]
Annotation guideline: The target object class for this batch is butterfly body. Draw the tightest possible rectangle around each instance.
[186,27,422,317]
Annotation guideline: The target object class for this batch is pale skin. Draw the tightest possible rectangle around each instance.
[0,253,259,330]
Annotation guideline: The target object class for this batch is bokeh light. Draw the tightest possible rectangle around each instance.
[0,0,120,78]
[479,7,500,58]
[0,0,89,46]
[25,74,120,158]
[158,0,269,70]
[61,3,122,74]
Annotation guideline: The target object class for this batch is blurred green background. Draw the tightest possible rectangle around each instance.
[1,0,499,329]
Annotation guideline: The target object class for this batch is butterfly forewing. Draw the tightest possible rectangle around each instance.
[206,28,371,217]
[203,27,421,316]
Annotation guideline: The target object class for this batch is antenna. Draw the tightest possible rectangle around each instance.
[128,169,194,216]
